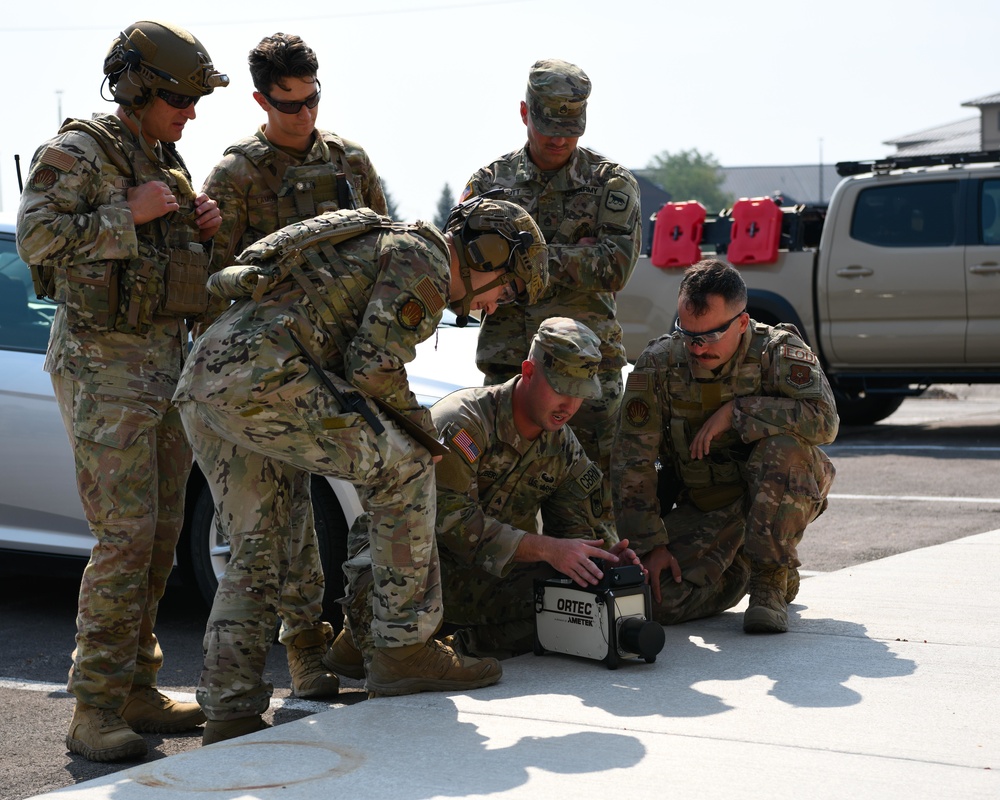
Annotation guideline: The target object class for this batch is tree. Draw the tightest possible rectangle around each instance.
[644,149,733,212]
[433,183,455,230]
[380,178,401,221]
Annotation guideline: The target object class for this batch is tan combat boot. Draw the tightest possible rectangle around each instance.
[322,626,366,680]
[366,638,502,697]
[66,702,147,762]
[743,563,789,633]
[203,715,269,746]
[286,626,340,698]
[786,566,800,604]
[120,685,206,733]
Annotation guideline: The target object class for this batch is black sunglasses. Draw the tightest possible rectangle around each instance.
[262,81,321,114]
[674,308,746,347]
[156,89,199,110]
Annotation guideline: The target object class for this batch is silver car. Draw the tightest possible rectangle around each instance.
[0,213,481,611]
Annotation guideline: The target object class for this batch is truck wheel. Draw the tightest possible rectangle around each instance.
[833,390,905,426]
[185,476,350,629]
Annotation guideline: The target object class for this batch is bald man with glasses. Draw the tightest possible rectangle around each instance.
[199,32,387,702]
[612,259,839,635]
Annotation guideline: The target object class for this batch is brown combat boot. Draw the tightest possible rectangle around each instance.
[366,638,502,697]
[743,563,789,633]
[66,702,147,762]
[286,626,340,698]
[202,715,269,746]
[120,685,205,733]
[322,626,365,680]
[786,566,800,604]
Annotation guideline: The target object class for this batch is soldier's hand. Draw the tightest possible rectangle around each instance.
[643,544,681,604]
[608,538,646,577]
[127,180,179,225]
[538,537,618,588]
[193,193,223,241]
[690,400,735,460]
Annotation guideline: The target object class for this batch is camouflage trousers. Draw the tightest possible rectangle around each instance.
[484,364,622,538]
[651,434,834,625]
[178,394,440,719]
[52,375,192,709]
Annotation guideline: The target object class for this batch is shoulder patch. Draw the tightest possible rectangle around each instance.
[605,190,630,213]
[28,167,59,192]
[414,274,445,315]
[624,397,651,427]
[38,146,77,173]
[397,298,426,330]
[786,363,814,389]
[576,462,602,495]
[780,343,818,365]
[450,427,481,464]
[626,372,649,392]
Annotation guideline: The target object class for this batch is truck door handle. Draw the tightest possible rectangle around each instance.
[835,265,874,277]
[969,263,1000,274]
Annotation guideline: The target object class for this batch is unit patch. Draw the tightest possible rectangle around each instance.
[450,428,481,463]
[780,343,817,364]
[625,397,651,427]
[787,363,814,388]
[397,298,426,330]
[605,190,630,213]
[28,168,59,192]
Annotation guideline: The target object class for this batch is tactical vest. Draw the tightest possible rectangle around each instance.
[664,322,774,511]
[225,130,359,248]
[39,116,210,334]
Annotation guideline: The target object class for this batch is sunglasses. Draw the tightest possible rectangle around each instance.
[156,89,199,110]
[262,81,321,114]
[495,277,520,306]
[674,308,746,346]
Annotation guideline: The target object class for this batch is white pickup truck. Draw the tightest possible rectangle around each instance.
[616,150,1000,425]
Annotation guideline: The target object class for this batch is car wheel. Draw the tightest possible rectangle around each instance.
[185,476,350,629]
[832,389,906,426]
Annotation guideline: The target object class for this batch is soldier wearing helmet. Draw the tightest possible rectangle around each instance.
[15,19,227,763]
[197,32,389,706]
[172,199,546,743]
[460,59,643,540]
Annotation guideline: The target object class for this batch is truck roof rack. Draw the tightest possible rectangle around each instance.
[835,150,1000,177]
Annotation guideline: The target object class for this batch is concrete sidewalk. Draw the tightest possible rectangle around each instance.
[30,532,1000,799]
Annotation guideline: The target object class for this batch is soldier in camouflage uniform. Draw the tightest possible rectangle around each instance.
[460,59,642,539]
[15,21,229,762]
[326,318,641,670]
[173,196,548,743]
[200,32,388,701]
[612,259,838,634]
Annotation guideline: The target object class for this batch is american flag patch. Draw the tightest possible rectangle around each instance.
[626,372,649,392]
[451,428,481,463]
[414,275,445,314]
[38,146,77,172]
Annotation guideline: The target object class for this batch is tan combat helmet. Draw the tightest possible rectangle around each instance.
[103,20,229,108]
[445,194,548,325]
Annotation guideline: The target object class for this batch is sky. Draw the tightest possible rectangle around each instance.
[0,0,996,221]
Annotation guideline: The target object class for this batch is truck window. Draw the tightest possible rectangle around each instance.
[851,181,959,248]
[0,238,56,353]
[980,180,1000,245]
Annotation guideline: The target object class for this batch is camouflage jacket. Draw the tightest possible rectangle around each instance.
[432,378,615,578]
[16,113,201,400]
[203,127,387,273]
[612,321,839,552]
[174,214,449,437]
[461,144,641,371]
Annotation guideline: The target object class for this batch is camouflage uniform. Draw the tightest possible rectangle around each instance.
[201,127,387,647]
[16,113,210,709]
[173,210,449,720]
[461,60,641,535]
[612,321,838,625]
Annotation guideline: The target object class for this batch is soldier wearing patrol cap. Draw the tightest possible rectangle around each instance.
[612,259,838,634]
[325,317,642,674]
[173,197,546,741]
[200,32,389,704]
[460,58,642,542]
[16,19,228,763]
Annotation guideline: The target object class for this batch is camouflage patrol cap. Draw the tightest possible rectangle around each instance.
[529,317,602,399]
[526,58,591,137]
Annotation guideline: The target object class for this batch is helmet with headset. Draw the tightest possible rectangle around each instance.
[103,20,229,108]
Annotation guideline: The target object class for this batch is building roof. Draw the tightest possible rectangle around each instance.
[718,164,841,206]
[962,91,1000,107]
[882,116,981,155]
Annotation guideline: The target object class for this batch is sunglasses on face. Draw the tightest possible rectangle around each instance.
[156,89,199,109]
[674,308,746,347]
[495,277,520,306]
[262,81,321,114]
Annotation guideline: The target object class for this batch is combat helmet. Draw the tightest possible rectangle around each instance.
[103,20,229,108]
[445,193,548,326]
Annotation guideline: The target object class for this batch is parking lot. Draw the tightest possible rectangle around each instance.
[3,385,1000,800]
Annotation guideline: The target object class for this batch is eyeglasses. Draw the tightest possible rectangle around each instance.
[674,308,746,347]
[495,277,520,306]
[156,89,200,110]
[262,81,321,114]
